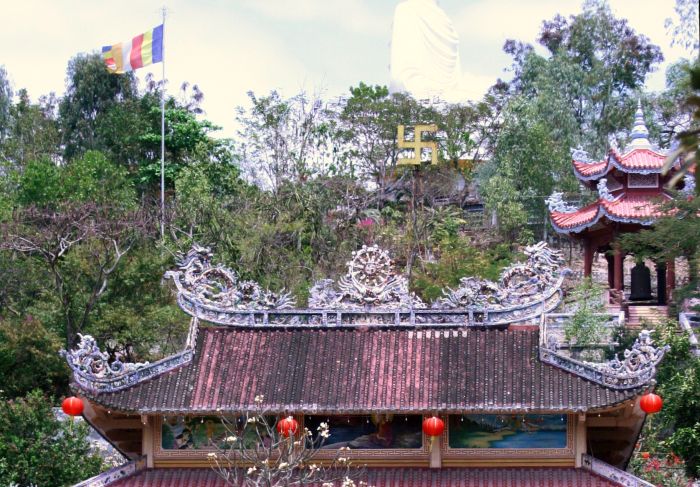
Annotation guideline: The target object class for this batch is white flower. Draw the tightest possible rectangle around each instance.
[247,466,257,475]
[207,452,217,459]
[322,483,334,487]
[308,464,320,472]
[341,478,356,487]
[317,422,330,438]
[254,394,265,404]
[247,416,257,423]
[278,462,289,469]
[338,457,348,463]
[225,436,237,443]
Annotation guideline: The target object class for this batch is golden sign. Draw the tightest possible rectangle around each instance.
[397,124,438,166]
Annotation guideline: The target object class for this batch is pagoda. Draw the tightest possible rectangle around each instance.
[65,243,666,486]
[547,102,694,305]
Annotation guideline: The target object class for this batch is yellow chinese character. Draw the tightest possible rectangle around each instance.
[397,124,438,165]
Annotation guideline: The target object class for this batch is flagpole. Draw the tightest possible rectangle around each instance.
[160,6,166,241]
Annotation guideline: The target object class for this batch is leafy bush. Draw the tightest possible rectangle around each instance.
[0,391,104,487]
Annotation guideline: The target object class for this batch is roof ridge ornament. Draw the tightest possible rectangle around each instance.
[541,329,669,390]
[165,244,296,311]
[309,245,426,309]
[61,334,148,381]
[597,178,616,202]
[437,241,567,310]
[682,173,696,196]
[546,192,577,213]
[570,145,592,163]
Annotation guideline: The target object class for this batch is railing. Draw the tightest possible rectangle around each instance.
[581,454,654,487]
[679,312,700,357]
[72,456,146,487]
[176,283,564,329]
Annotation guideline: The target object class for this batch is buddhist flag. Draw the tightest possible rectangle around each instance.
[102,24,163,74]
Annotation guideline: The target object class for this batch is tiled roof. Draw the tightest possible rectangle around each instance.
[83,327,639,414]
[572,148,668,181]
[573,160,608,178]
[109,467,626,486]
[614,148,666,171]
[550,201,601,232]
[550,192,670,233]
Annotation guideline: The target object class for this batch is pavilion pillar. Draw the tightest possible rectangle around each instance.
[667,259,676,302]
[583,241,594,278]
[606,254,615,288]
[656,262,667,305]
[613,249,624,292]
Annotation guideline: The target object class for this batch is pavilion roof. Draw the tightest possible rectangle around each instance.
[77,326,641,414]
[550,192,671,234]
[572,147,669,181]
[107,466,632,487]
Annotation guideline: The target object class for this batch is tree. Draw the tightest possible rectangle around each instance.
[58,53,137,160]
[480,1,663,239]
[209,396,365,487]
[236,90,340,192]
[0,317,68,398]
[0,390,104,486]
[3,89,61,169]
[0,65,12,145]
[632,321,700,478]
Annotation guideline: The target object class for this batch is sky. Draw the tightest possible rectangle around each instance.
[0,0,691,139]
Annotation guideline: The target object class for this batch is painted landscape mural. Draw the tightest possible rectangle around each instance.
[448,415,567,449]
[306,415,423,449]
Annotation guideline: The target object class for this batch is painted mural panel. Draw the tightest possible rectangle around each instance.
[161,416,228,450]
[161,416,274,450]
[448,414,567,449]
[306,415,423,449]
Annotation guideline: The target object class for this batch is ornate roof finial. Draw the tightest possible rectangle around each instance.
[626,99,651,150]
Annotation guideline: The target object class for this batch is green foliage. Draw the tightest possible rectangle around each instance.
[0,317,68,398]
[0,391,104,486]
[635,320,700,477]
[563,278,607,348]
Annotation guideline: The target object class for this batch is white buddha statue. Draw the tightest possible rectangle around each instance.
[389,0,468,102]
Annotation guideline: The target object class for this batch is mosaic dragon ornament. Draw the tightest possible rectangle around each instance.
[61,334,148,380]
[165,244,295,310]
[541,330,669,390]
[437,242,567,310]
[309,245,426,309]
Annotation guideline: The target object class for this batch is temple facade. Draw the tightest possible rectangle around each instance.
[67,244,666,486]
[547,102,694,306]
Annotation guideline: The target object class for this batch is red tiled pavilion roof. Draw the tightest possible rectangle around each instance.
[572,147,668,181]
[109,467,627,487]
[81,327,640,414]
[550,192,671,234]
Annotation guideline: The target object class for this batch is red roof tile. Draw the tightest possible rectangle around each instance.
[84,327,639,414]
[550,193,671,233]
[109,467,626,486]
[550,201,601,231]
[601,193,669,220]
[573,160,608,178]
[616,148,666,171]
[572,148,668,181]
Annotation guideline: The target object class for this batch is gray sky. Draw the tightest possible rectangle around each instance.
[1,0,690,138]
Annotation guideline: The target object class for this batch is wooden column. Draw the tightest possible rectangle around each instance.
[667,258,676,302]
[656,262,667,305]
[606,254,615,288]
[584,240,594,278]
[613,250,624,291]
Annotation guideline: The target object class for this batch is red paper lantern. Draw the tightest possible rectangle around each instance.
[422,416,445,437]
[276,416,298,437]
[640,392,663,414]
[61,396,84,417]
